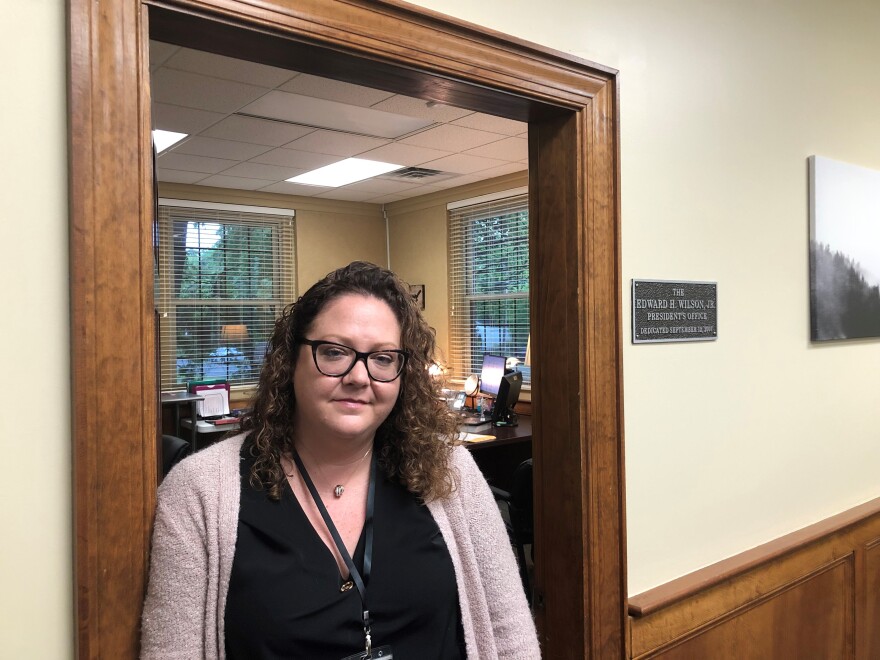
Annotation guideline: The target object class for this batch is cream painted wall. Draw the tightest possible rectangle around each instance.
[410,0,880,594]
[13,0,880,652]
[295,209,387,289]
[386,204,450,357]
[0,0,72,656]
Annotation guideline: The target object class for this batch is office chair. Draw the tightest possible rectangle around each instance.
[490,458,534,604]
[161,434,192,479]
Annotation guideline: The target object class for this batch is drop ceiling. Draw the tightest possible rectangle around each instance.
[150,41,528,204]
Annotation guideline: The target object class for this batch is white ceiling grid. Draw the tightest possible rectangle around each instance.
[150,42,527,204]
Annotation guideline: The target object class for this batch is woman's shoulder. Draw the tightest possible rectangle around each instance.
[159,433,246,497]
[443,444,490,499]
[448,443,480,474]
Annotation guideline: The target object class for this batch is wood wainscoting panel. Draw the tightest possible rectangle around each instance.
[637,557,852,659]
[865,538,880,659]
[630,497,880,659]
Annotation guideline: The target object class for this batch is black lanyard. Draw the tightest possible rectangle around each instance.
[291,447,377,656]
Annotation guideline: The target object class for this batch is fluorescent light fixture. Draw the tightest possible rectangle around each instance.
[287,158,403,187]
[152,129,188,153]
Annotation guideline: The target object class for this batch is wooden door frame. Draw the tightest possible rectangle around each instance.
[68,0,625,656]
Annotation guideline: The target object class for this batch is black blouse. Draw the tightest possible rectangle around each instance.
[225,441,466,659]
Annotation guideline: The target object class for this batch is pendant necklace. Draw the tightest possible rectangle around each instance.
[286,444,373,498]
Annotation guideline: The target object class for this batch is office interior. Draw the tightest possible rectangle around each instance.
[5,0,880,657]
[148,44,534,477]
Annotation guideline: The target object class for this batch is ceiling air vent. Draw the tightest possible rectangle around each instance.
[385,166,446,180]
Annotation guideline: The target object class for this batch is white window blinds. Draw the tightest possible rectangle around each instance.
[447,191,530,386]
[155,202,296,391]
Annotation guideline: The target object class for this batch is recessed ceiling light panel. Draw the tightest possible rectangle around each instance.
[287,158,403,187]
[152,129,188,153]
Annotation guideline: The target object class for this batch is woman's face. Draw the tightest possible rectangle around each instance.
[292,293,403,447]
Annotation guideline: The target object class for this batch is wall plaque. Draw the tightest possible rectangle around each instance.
[632,280,717,343]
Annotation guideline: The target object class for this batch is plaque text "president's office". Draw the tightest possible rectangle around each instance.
[632,280,718,344]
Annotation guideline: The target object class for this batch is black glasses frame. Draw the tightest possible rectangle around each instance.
[298,339,409,382]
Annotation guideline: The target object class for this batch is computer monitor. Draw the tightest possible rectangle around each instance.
[492,370,523,426]
[479,354,506,396]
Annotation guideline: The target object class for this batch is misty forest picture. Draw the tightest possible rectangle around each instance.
[809,156,880,341]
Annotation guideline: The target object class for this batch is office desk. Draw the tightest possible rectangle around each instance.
[463,418,532,491]
[462,416,531,448]
[160,392,204,438]
[180,417,240,452]
[161,391,239,452]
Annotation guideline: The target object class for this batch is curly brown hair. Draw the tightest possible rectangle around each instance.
[241,261,461,501]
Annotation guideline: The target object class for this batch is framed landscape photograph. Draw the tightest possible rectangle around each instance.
[809,155,880,341]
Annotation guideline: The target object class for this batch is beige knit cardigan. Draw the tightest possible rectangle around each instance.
[141,434,540,659]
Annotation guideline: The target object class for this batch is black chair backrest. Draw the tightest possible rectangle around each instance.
[161,434,192,478]
[508,459,533,542]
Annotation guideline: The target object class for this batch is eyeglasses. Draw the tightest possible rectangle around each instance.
[299,339,408,382]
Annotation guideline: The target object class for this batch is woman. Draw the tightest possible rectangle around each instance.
[141,261,540,659]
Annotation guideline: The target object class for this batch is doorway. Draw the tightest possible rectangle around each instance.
[69,1,625,657]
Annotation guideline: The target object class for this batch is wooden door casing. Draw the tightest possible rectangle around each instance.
[68,1,624,656]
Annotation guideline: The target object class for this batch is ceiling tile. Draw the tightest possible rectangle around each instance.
[364,193,407,204]
[420,153,509,175]
[399,124,502,152]
[355,142,452,167]
[481,162,529,177]
[156,168,209,185]
[278,73,395,107]
[395,182,449,195]
[151,68,271,114]
[157,152,238,174]
[197,175,279,191]
[390,180,465,198]
[152,103,226,134]
[250,148,340,170]
[283,130,390,157]
[258,181,329,196]
[220,162,305,181]
[314,187,377,202]
[451,113,526,136]
[149,41,179,69]
[370,95,472,123]
[240,91,433,139]
[448,162,527,186]
[172,136,273,161]
[333,178,423,195]
[201,115,315,146]
[464,136,528,162]
[163,47,297,88]
[149,45,529,205]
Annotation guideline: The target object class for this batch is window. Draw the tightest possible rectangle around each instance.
[155,201,296,390]
[448,189,530,386]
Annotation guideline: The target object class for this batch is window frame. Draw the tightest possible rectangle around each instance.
[155,199,296,392]
[447,189,530,386]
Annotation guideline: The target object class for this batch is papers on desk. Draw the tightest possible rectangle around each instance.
[459,432,495,444]
[193,384,230,417]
